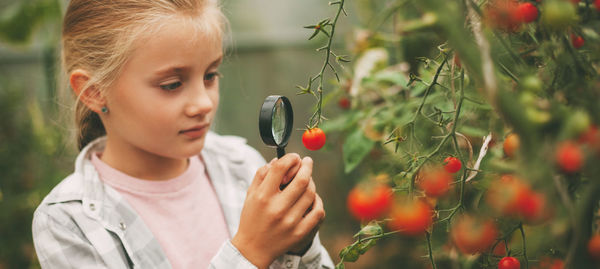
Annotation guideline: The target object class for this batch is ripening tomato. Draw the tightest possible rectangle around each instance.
[302,128,326,151]
[518,2,539,23]
[516,189,550,224]
[504,133,520,158]
[555,141,584,173]
[485,0,523,32]
[572,34,585,49]
[596,0,600,11]
[588,234,600,261]
[537,257,565,269]
[338,97,351,109]
[579,125,600,156]
[347,183,393,221]
[498,256,521,269]
[443,156,462,173]
[387,199,433,236]
[451,215,498,254]
[487,175,527,214]
[418,168,452,197]
[579,125,599,145]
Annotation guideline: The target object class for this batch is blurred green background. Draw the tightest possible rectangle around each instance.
[0,0,390,268]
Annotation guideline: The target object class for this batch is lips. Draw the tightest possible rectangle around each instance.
[180,123,210,138]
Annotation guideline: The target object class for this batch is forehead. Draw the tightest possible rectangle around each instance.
[127,15,223,69]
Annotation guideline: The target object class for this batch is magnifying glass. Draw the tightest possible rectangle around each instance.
[259,95,294,159]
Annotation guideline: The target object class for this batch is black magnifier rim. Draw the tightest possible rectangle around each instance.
[259,95,293,148]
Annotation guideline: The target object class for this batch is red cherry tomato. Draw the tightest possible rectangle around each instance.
[338,97,351,109]
[516,190,549,224]
[555,141,584,173]
[503,133,520,158]
[451,215,498,254]
[387,199,433,236]
[418,168,452,197]
[346,183,393,221]
[571,34,585,49]
[498,256,521,269]
[443,156,462,173]
[518,2,539,23]
[486,175,529,216]
[588,234,600,261]
[596,0,600,12]
[302,128,326,151]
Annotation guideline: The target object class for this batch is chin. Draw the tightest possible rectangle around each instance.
[178,135,207,158]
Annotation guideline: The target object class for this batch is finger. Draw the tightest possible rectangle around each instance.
[287,178,316,219]
[248,164,269,192]
[260,153,301,194]
[295,194,325,238]
[281,158,302,187]
[280,157,313,202]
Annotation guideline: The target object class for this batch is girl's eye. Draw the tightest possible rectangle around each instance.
[159,81,182,91]
[204,72,221,82]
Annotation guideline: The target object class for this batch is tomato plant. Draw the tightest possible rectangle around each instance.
[498,256,521,269]
[346,183,393,221]
[302,127,326,151]
[297,0,600,267]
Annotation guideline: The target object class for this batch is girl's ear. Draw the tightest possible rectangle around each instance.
[70,69,106,113]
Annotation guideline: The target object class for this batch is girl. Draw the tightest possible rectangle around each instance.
[31,0,334,268]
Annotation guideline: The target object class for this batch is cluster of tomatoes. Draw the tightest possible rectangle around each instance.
[484,0,599,48]
[346,157,463,237]
[504,124,600,175]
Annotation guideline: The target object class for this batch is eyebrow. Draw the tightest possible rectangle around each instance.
[153,54,224,76]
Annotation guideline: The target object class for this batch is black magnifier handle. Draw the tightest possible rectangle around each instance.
[277,147,285,159]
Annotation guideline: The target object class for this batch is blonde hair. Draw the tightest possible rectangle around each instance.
[62,0,226,149]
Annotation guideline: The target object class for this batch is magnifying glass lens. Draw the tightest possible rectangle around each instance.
[271,99,287,145]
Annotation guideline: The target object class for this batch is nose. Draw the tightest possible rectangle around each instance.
[184,82,215,118]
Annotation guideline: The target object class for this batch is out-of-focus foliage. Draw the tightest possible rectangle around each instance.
[302,0,600,268]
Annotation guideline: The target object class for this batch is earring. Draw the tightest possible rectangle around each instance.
[101,106,109,113]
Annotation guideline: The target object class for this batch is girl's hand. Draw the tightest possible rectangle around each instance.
[232,154,325,269]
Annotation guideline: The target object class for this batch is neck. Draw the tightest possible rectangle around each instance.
[100,137,189,181]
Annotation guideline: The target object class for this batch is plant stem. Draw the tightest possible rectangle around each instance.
[518,223,529,269]
[308,0,346,128]
[426,232,437,269]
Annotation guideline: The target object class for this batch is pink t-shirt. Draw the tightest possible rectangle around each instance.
[91,153,230,269]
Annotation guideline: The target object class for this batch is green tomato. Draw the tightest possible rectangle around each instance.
[563,109,591,138]
[520,76,543,92]
[541,0,578,30]
[526,107,552,125]
[519,91,537,106]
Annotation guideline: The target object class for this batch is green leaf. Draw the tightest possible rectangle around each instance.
[339,245,360,262]
[343,129,375,173]
[353,221,383,238]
